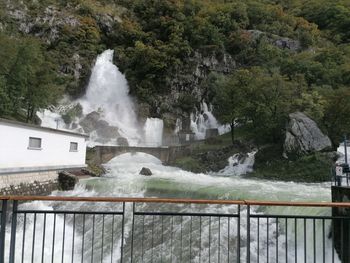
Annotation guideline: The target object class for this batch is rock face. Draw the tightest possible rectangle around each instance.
[117,137,129,146]
[247,30,301,52]
[79,111,101,133]
[79,111,120,142]
[205,128,219,139]
[283,112,332,157]
[139,167,152,176]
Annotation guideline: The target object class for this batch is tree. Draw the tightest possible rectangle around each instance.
[213,67,325,145]
[212,72,247,144]
[1,36,59,121]
[322,88,350,147]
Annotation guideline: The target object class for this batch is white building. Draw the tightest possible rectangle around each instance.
[0,119,88,195]
[0,118,88,173]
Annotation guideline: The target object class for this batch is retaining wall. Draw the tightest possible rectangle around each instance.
[0,171,59,195]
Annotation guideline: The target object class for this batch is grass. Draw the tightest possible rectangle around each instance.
[172,127,335,182]
[171,128,251,173]
[172,156,203,173]
[249,144,334,182]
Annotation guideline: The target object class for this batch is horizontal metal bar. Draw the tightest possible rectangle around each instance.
[0,196,350,208]
[250,214,350,220]
[0,196,245,205]
[16,210,124,215]
[134,211,239,217]
[245,200,350,208]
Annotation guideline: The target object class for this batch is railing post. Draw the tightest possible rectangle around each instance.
[0,200,8,262]
[237,204,241,263]
[130,203,135,263]
[9,200,18,263]
[246,205,250,263]
[120,202,125,263]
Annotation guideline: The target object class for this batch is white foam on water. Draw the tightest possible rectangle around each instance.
[6,153,339,262]
[191,101,231,140]
[77,49,141,145]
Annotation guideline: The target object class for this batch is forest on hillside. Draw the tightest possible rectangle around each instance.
[0,0,349,146]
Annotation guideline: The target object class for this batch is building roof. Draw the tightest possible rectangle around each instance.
[0,118,89,138]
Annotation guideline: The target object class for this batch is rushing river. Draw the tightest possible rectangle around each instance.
[23,45,345,262]
[6,153,340,263]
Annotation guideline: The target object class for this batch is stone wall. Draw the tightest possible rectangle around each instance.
[0,170,59,195]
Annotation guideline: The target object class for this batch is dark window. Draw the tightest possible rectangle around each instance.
[70,142,78,152]
[28,137,42,149]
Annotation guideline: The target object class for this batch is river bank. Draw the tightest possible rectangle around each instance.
[171,132,336,183]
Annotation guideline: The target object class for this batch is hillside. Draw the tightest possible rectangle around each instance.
[0,0,349,146]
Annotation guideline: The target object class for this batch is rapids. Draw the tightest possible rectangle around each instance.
[8,153,339,263]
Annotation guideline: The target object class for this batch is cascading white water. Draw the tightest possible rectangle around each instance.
[190,101,230,140]
[37,109,65,130]
[77,49,141,145]
[144,118,164,147]
[337,144,350,163]
[9,153,340,263]
[37,50,165,146]
[218,151,257,176]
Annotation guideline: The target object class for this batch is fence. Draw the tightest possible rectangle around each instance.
[0,196,349,263]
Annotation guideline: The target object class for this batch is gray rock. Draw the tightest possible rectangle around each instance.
[58,171,78,191]
[81,167,106,177]
[247,30,301,52]
[140,167,152,176]
[274,38,301,51]
[79,111,101,133]
[96,125,120,140]
[283,112,332,157]
[117,137,129,146]
[205,128,219,139]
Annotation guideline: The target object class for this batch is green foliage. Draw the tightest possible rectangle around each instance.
[0,34,61,121]
[299,0,350,43]
[322,88,350,146]
[213,68,325,145]
[62,103,83,124]
[251,145,333,182]
[1,0,350,149]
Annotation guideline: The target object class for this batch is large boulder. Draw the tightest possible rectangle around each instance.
[79,111,101,133]
[96,125,120,140]
[139,167,152,176]
[58,171,78,191]
[79,112,120,142]
[117,137,129,146]
[283,112,332,157]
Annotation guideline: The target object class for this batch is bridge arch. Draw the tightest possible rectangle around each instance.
[91,146,172,164]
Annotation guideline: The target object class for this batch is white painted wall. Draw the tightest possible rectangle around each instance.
[0,122,87,171]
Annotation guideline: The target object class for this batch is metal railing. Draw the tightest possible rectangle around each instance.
[0,196,349,263]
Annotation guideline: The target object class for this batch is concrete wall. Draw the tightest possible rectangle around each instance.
[0,170,59,195]
[331,186,350,262]
[0,121,87,172]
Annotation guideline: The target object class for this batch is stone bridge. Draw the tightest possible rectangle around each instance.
[90,145,190,165]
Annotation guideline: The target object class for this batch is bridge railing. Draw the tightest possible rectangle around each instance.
[0,196,349,263]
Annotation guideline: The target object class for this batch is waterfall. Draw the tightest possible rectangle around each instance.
[37,50,166,146]
[218,151,257,176]
[190,101,230,140]
[77,49,141,145]
[144,118,164,147]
